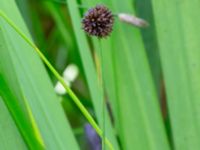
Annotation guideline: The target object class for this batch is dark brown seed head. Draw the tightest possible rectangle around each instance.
[82,5,114,38]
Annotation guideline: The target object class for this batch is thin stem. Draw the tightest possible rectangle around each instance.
[0,10,114,150]
[98,40,106,150]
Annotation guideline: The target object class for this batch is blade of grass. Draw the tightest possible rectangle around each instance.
[0,97,28,150]
[111,0,169,149]
[151,0,200,149]
[15,0,33,34]
[0,34,44,149]
[0,0,79,149]
[135,0,162,95]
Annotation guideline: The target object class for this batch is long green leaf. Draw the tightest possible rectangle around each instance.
[135,0,161,94]
[151,0,200,149]
[0,31,43,149]
[0,0,79,149]
[0,97,28,150]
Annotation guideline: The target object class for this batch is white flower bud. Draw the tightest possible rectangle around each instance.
[55,64,79,95]
[63,64,79,82]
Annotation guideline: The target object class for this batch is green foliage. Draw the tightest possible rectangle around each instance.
[0,97,27,150]
[151,0,200,149]
[0,0,79,149]
[0,0,199,149]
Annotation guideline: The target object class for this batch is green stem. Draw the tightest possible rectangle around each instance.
[0,10,114,150]
[98,40,106,150]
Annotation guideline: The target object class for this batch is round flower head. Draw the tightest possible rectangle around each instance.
[82,5,114,38]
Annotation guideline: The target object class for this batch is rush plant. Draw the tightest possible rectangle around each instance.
[0,0,200,150]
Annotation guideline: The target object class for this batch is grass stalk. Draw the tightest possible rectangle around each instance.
[98,40,106,150]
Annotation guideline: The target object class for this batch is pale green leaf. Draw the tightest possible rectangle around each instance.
[152,0,200,149]
[0,97,27,150]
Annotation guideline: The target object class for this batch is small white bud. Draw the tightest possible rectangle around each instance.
[55,64,79,95]
[63,64,79,82]
[54,80,71,95]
